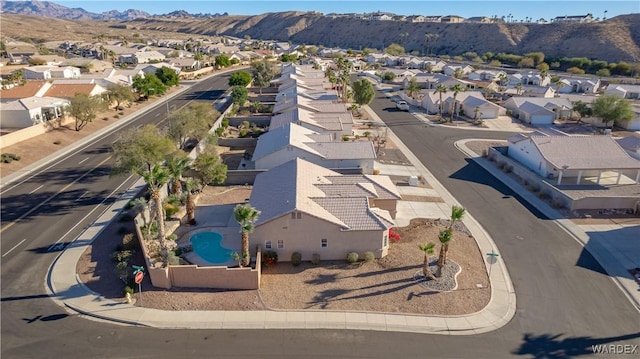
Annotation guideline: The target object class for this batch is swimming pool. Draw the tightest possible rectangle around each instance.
[189,231,234,265]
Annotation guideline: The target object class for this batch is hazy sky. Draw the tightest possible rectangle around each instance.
[55,0,639,20]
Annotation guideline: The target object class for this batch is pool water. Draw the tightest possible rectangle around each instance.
[190,231,234,265]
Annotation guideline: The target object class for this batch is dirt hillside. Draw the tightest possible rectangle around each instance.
[1,13,639,62]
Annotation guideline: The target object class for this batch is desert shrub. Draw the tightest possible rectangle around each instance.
[102,117,109,121]
[118,111,125,115]
[53,140,62,145]
[173,247,183,256]
[114,115,120,119]
[346,252,359,263]
[239,129,249,137]
[215,127,224,137]
[167,252,180,265]
[124,286,134,296]
[389,228,401,242]
[342,135,350,141]
[263,250,278,266]
[363,251,375,262]
[372,169,380,175]
[291,251,302,266]
[112,250,134,263]
[221,118,230,128]
[311,253,321,265]
[164,203,179,218]
[1,153,21,163]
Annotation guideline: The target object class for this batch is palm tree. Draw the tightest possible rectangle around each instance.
[406,78,421,99]
[417,242,437,280]
[449,84,465,122]
[165,154,190,196]
[436,229,452,277]
[515,82,523,96]
[233,203,261,267]
[142,164,172,266]
[434,84,448,119]
[443,205,466,265]
[184,177,199,225]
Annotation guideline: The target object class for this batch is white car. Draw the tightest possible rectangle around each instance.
[396,100,409,111]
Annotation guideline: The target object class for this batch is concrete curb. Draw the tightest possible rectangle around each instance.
[455,138,640,312]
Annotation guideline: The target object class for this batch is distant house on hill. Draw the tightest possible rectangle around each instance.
[552,14,593,23]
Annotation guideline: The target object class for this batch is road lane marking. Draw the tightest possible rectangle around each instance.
[48,174,134,250]
[28,185,43,194]
[75,191,89,202]
[2,239,27,257]
[0,156,112,234]
[78,157,89,164]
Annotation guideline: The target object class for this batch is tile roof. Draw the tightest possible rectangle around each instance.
[530,135,640,170]
[250,158,397,230]
[253,123,375,161]
[43,84,100,99]
[0,81,48,100]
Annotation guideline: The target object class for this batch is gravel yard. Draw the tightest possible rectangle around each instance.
[78,186,491,315]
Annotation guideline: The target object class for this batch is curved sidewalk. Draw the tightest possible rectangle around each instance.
[46,107,517,335]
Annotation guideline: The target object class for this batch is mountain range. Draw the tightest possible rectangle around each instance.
[0,0,227,20]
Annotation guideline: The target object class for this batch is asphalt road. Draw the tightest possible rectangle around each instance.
[1,78,638,359]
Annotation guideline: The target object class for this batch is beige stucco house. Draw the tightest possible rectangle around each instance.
[249,158,401,262]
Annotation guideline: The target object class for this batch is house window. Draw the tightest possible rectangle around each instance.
[291,212,296,219]
[291,212,301,219]
[265,240,272,249]
[277,240,284,249]
[383,234,388,247]
[321,239,328,248]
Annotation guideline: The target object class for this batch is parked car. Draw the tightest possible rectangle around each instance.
[396,100,409,111]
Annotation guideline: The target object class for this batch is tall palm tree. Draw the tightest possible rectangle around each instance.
[233,204,261,267]
[434,84,448,119]
[515,82,523,96]
[449,84,465,122]
[443,205,466,266]
[436,229,452,277]
[418,242,437,280]
[142,164,171,266]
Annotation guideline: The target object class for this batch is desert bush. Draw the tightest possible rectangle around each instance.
[118,111,125,116]
[342,135,350,141]
[263,250,278,266]
[346,252,359,263]
[102,117,109,121]
[221,118,230,128]
[239,129,249,137]
[1,153,21,163]
[53,140,62,145]
[291,252,302,266]
[372,169,380,175]
[114,115,120,119]
[164,203,179,218]
[167,252,180,265]
[112,250,133,263]
[215,127,224,137]
[311,253,321,265]
[363,251,375,262]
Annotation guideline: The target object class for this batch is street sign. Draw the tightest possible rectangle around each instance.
[134,271,144,284]
[486,250,500,278]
